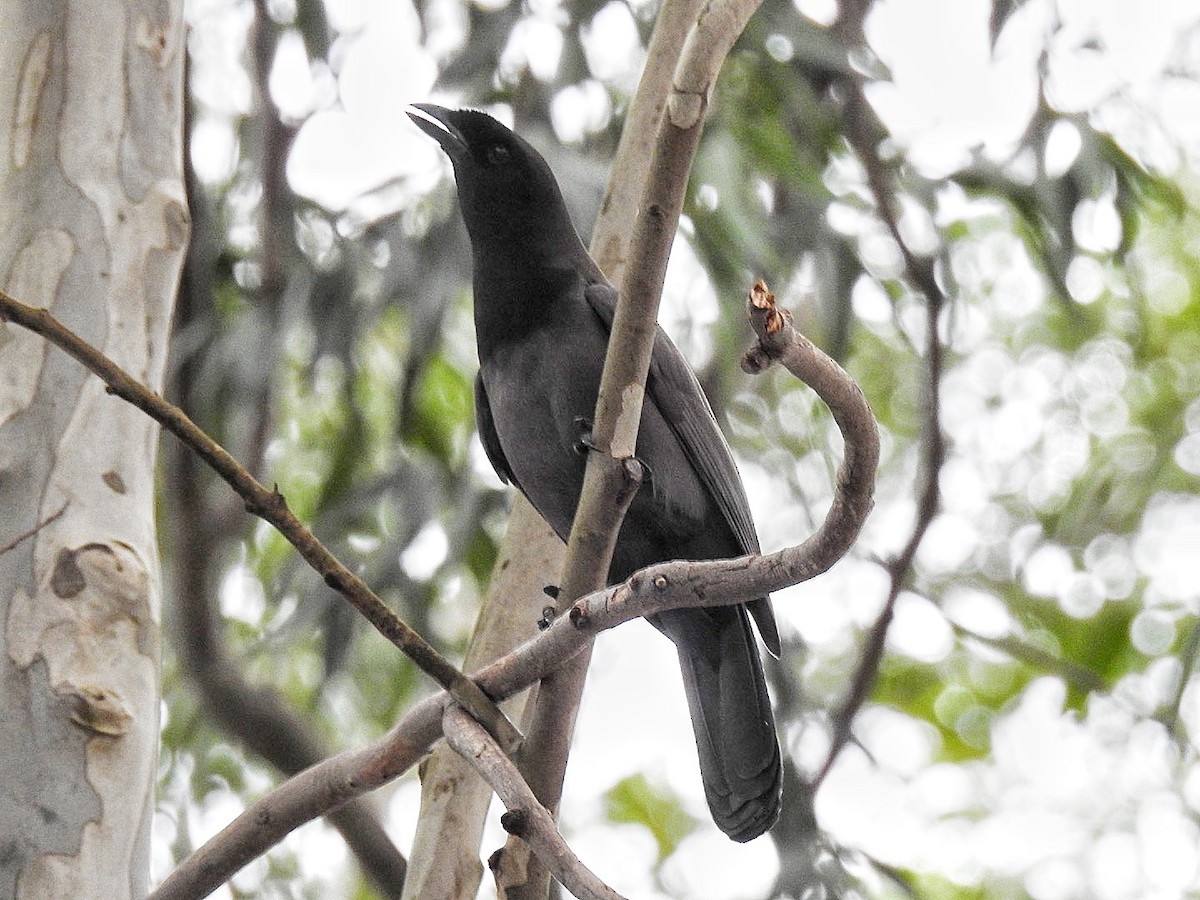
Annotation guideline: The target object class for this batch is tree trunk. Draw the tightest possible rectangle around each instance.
[0,3,188,897]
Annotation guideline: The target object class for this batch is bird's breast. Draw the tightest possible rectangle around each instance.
[478,310,719,566]
[478,320,607,541]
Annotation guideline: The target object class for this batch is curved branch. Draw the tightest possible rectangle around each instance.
[146,284,877,899]
[442,706,626,900]
[0,287,518,754]
[741,280,878,558]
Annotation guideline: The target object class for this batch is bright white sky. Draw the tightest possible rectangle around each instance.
[195,0,1200,205]
[175,0,1200,897]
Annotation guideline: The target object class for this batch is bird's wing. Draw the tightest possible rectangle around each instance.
[474,372,519,489]
[584,282,780,654]
[583,282,758,552]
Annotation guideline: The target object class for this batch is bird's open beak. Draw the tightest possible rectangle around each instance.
[407,103,467,157]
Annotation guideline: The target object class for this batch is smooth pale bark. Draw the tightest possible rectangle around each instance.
[0,3,187,897]
[401,497,555,900]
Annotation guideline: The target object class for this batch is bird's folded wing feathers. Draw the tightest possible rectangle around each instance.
[584,282,782,656]
[582,282,759,554]
[475,372,518,489]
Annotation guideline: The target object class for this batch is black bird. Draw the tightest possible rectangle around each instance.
[408,104,782,842]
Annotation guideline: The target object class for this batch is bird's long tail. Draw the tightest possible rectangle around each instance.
[655,604,782,842]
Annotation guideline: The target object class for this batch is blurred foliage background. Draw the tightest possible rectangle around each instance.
[155,0,1200,897]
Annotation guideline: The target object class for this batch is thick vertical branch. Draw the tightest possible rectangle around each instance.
[401,500,556,900]
[495,0,765,895]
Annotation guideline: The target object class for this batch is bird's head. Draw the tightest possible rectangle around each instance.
[407,104,576,252]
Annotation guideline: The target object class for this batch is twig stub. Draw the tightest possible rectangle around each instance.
[499,809,529,836]
[741,278,798,374]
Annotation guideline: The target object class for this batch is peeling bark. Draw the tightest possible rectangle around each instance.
[0,3,188,897]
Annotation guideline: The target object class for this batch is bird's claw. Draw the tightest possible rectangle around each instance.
[572,416,599,456]
[571,418,652,482]
[628,453,653,483]
[539,587,562,630]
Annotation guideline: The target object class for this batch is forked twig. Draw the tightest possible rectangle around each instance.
[443,705,626,900]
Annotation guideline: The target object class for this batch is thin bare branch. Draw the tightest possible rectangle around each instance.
[813,85,948,787]
[1163,616,1200,741]
[952,624,1107,695]
[0,287,519,753]
[442,706,626,900]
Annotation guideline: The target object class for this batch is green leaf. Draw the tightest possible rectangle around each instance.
[604,773,697,862]
[404,353,475,465]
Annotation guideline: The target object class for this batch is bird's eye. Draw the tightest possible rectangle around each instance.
[486,144,511,165]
